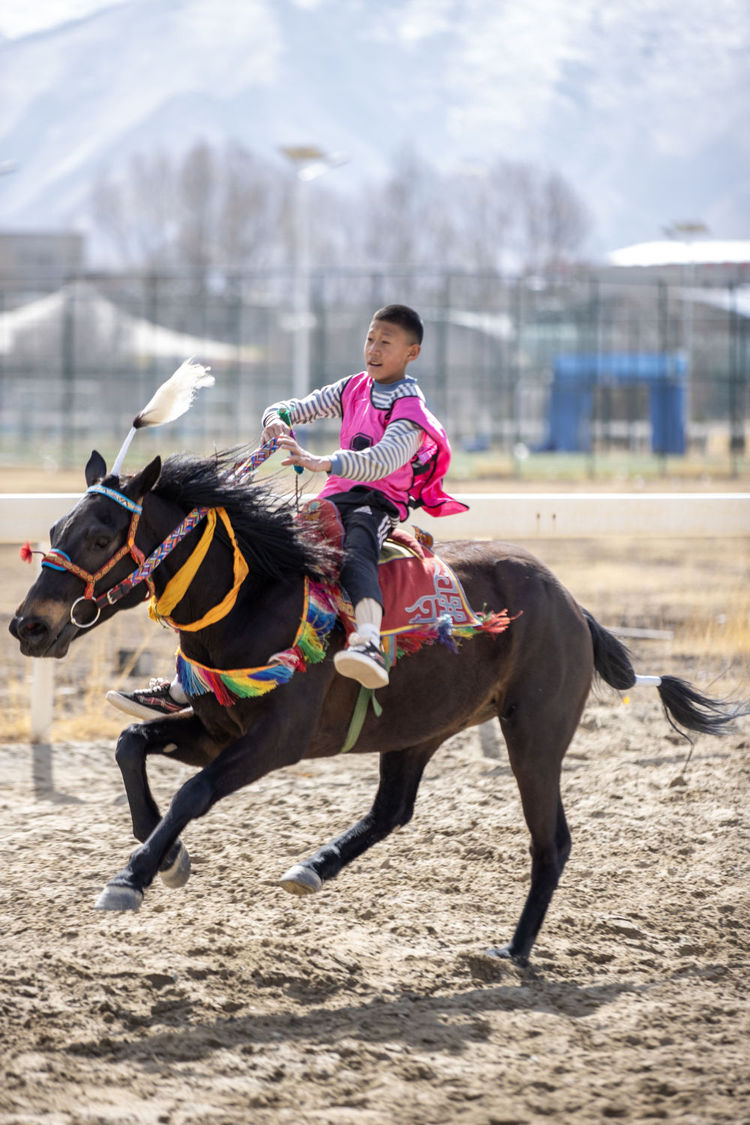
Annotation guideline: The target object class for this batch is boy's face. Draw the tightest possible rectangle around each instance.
[364,319,420,384]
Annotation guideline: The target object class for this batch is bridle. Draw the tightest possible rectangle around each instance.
[40,433,284,629]
[42,483,209,628]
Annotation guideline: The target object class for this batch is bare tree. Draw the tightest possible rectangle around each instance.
[91,150,178,269]
[541,170,591,269]
[444,160,514,272]
[510,164,591,274]
[89,140,592,280]
[216,144,285,271]
[176,141,216,278]
[360,148,437,269]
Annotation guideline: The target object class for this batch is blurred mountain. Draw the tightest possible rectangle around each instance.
[1,0,748,261]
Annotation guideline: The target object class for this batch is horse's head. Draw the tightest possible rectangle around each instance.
[9,450,162,658]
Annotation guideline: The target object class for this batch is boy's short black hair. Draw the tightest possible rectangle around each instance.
[373,304,424,345]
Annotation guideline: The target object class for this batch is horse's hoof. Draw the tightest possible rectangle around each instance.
[95,883,144,911]
[486,944,529,966]
[159,841,191,889]
[279,863,322,896]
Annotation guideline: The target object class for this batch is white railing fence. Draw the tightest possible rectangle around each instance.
[2,491,749,544]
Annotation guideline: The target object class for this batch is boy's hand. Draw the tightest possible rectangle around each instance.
[261,414,291,443]
[278,436,332,474]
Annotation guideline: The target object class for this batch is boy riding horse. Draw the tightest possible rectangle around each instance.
[107,303,466,720]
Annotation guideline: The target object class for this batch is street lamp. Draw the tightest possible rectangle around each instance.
[281,145,347,400]
[663,220,709,437]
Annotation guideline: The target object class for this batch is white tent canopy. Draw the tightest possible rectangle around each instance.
[0,281,259,361]
[608,240,750,268]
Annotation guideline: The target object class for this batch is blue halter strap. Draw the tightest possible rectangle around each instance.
[86,483,143,513]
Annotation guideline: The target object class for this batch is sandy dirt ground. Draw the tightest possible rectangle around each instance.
[1,534,748,1125]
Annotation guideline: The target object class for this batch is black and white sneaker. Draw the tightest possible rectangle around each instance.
[106,678,193,721]
[333,640,389,690]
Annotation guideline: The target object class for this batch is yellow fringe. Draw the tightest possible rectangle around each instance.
[150,507,249,631]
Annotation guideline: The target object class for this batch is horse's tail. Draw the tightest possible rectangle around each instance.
[581,607,745,737]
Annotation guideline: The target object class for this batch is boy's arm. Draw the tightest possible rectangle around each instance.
[261,377,349,440]
[280,419,422,479]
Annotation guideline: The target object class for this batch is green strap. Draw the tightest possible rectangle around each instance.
[278,408,304,475]
[341,686,383,753]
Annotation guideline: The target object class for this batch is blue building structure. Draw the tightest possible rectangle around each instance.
[547,353,687,454]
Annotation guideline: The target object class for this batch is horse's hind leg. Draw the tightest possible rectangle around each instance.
[494,704,579,964]
[280,741,440,895]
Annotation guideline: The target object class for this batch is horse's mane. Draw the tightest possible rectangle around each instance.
[138,451,338,583]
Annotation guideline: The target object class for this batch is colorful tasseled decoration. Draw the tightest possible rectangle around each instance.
[174,570,516,709]
[381,607,515,667]
[175,578,340,706]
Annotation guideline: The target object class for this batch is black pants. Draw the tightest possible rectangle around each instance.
[326,487,399,608]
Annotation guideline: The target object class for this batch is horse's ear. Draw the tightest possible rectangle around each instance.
[126,456,162,501]
[85,450,107,485]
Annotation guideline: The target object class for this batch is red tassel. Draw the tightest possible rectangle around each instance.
[480,609,520,634]
[20,541,33,563]
[209,671,235,707]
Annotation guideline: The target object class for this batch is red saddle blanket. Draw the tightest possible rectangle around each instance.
[298,499,513,663]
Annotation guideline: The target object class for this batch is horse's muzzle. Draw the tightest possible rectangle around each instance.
[9,610,75,658]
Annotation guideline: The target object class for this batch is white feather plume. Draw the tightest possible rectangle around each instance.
[133,359,214,429]
[111,359,214,477]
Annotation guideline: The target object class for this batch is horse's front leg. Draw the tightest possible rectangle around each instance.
[112,714,221,900]
[96,706,308,912]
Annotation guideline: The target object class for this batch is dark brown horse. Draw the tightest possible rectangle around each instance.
[9,449,740,963]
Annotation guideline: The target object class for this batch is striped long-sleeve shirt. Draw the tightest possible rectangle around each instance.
[263,374,423,482]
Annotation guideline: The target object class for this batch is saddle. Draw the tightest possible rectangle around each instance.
[297,498,499,664]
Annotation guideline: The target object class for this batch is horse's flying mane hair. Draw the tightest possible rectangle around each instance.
[126,450,339,583]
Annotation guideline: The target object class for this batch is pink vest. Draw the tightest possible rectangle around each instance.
[319,372,468,520]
